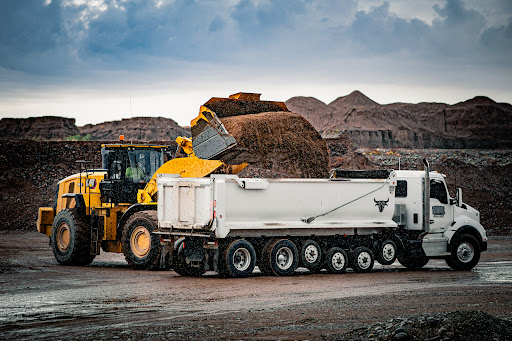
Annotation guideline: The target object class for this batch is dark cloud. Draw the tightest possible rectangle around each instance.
[0,0,66,72]
[0,0,510,76]
[347,2,429,54]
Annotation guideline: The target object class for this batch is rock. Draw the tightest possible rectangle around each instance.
[394,331,409,340]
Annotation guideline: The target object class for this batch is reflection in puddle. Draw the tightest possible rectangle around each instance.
[475,261,512,283]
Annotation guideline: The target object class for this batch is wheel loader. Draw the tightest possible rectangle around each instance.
[36,93,290,269]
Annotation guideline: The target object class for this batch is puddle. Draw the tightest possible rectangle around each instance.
[475,261,512,283]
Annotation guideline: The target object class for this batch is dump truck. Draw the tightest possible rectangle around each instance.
[36,93,290,269]
[37,92,487,276]
[155,159,487,277]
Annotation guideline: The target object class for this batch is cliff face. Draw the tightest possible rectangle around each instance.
[0,116,80,140]
[286,92,512,148]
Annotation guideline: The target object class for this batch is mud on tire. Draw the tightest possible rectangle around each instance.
[51,209,95,266]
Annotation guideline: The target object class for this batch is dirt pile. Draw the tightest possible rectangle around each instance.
[221,112,330,178]
[0,116,80,140]
[0,140,103,231]
[80,116,190,141]
[286,92,512,149]
[340,310,512,340]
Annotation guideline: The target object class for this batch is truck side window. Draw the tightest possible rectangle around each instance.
[430,179,448,204]
[396,180,407,197]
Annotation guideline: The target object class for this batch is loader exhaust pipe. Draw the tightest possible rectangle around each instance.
[423,158,430,233]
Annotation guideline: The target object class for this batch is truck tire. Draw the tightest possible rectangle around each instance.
[220,239,257,277]
[175,242,206,277]
[261,239,299,276]
[52,209,95,266]
[397,251,429,269]
[122,211,162,270]
[300,240,323,271]
[446,234,481,271]
[351,247,374,273]
[376,239,397,266]
[325,247,348,274]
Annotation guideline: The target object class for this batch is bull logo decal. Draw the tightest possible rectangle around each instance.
[374,198,389,212]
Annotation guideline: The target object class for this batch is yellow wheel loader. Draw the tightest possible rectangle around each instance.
[37,93,289,270]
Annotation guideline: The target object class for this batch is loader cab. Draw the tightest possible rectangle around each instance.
[99,144,167,203]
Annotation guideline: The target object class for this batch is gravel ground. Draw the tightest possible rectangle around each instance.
[1,232,512,340]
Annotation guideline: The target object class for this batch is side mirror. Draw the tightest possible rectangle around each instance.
[456,188,462,207]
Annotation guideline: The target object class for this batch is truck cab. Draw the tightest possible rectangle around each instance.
[394,168,487,270]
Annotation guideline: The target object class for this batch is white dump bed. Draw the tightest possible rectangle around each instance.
[157,173,397,238]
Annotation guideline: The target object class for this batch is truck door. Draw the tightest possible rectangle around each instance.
[429,178,452,233]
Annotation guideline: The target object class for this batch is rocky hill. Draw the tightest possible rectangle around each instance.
[286,91,512,149]
[0,116,190,142]
[79,116,190,141]
[0,117,80,140]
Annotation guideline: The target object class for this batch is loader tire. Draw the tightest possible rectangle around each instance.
[51,209,95,266]
[446,234,480,271]
[122,211,162,270]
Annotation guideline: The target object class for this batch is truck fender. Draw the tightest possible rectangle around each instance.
[443,216,487,251]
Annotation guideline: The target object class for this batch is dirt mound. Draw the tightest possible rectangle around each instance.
[0,116,80,140]
[221,112,330,178]
[341,310,512,340]
[79,117,190,142]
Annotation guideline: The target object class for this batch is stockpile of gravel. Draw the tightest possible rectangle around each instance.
[339,310,512,341]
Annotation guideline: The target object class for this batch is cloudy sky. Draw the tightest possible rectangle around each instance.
[0,0,511,126]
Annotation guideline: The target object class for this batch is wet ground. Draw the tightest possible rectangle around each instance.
[1,231,512,340]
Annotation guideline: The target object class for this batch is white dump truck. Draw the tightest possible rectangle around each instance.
[155,160,487,277]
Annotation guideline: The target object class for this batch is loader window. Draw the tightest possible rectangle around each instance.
[109,153,123,180]
[430,179,448,204]
[126,149,164,183]
[396,180,407,198]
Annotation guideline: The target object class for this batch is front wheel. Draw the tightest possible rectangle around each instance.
[446,234,481,271]
[51,209,95,266]
[122,211,162,270]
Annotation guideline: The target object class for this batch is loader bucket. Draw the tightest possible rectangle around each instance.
[191,93,289,161]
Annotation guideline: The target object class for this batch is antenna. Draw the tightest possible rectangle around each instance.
[130,96,133,118]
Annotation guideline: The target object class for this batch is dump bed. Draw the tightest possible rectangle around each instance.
[157,173,397,239]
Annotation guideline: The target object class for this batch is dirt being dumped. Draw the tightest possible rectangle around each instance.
[221,111,330,178]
